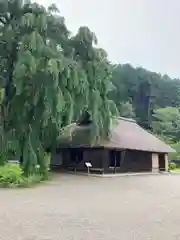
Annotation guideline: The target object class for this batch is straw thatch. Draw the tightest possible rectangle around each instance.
[65,117,175,153]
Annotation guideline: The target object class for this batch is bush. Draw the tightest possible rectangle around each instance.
[169,162,177,170]
[0,164,23,187]
[0,164,48,188]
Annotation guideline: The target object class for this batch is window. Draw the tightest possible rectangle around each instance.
[109,151,121,167]
[110,151,116,167]
[116,151,121,167]
[70,149,83,163]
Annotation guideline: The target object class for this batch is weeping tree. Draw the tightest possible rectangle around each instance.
[71,27,118,142]
[0,0,117,175]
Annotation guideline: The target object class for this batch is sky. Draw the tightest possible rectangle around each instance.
[38,0,180,78]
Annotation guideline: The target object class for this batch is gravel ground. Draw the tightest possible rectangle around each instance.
[1,174,180,240]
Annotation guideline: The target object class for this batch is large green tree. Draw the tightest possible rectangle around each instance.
[0,0,117,175]
[0,0,76,175]
[152,107,180,141]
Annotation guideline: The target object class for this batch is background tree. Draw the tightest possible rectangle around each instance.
[119,102,135,118]
[110,64,180,130]
[152,107,180,141]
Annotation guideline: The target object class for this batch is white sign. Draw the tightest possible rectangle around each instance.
[85,162,92,168]
[8,160,20,165]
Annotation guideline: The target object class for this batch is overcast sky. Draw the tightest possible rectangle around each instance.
[38,0,180,78]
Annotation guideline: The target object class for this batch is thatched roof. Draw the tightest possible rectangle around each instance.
[103,117,175,153]
[62,117,175,153]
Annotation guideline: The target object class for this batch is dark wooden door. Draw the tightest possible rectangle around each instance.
[159,154,165,171]
[109,150,121,173]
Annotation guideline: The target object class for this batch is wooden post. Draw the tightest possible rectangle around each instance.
[165,154,169,172]
[120,150,126,172]
[152,153,159,172]
[101,157,104,174]
[121,150,126,163]
[74,154,77,172]
[114,151,116,174]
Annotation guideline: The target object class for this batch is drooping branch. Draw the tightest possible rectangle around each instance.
[0,17,6,25]
[4,41,18,105]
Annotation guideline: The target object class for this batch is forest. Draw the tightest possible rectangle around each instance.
[0,0,179,180]
[110,64,180,159]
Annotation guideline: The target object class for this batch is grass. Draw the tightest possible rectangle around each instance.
[170,168,180,173]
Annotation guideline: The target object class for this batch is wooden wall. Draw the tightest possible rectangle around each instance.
[120,150,152,172]
[52,148,154,173]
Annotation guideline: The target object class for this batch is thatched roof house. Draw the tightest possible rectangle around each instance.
[68,117,174,153]
[54,117,175,174]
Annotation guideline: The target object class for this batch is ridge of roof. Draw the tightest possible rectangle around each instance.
[114,116,136,123]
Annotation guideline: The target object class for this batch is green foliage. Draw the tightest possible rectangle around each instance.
[0,153,7,165]
[169,142,180,161]
[110,64,152,126]
[0,164,23,187]
[152,107,180,141]
[19,174,44,188]
[119,102,135,118]
[169,162,177,171]
[109,63,180,150]
[110,64,180,130]
[37,151,51,178]
[71,27,118,142]
[0,0,116,175]
[0,163,47,188]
